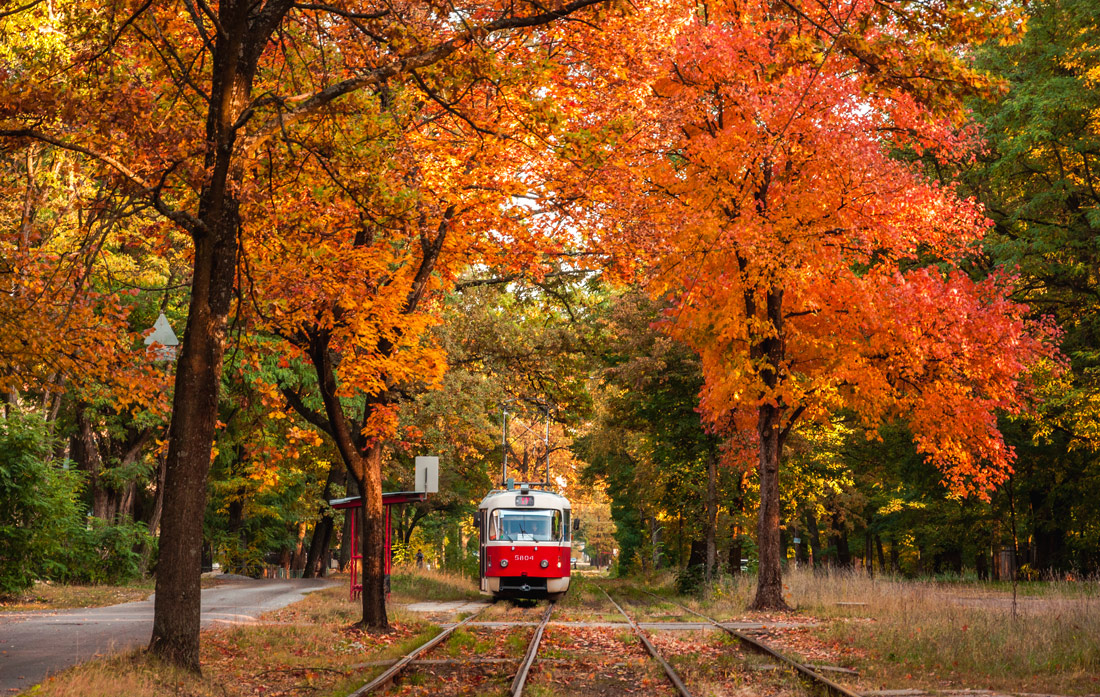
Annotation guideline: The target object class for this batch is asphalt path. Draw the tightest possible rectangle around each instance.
[0,577,334,694]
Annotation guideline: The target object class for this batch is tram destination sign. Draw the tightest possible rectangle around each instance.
[515,495,535,506]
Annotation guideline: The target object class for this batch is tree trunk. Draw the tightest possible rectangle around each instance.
[304,464,344,578]
[290,522,308,573]
[705,449,718,583]
[319,519,335,577]
[358,442,388,629]
[804,508,823,571]
[728,532,742,576]
[794,524,810,565]
[831,512,851,568]
[750,400,789,610]
[865,528,873,577]
[148,215,239,669]
[149,1,254,662]
[73,406,109,518]
[749,282,791,611]
[339,477,358,571]
[875,535,886,574]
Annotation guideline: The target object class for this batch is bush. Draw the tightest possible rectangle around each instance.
[0,413,85,596]
[1,413,155,594]
[48,518,156,585]
[675,563,706,595]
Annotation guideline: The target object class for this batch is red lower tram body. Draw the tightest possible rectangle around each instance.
[476,487,573,599]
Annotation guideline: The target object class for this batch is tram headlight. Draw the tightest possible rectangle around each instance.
[499,559,508,568]
[540,559,549,569]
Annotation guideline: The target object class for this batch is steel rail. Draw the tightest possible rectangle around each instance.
[597,586,694,697]
[347,606,487,696]
[509,601,554,696]
[640,590,862,697]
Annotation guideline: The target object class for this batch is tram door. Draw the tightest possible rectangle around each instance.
[476,508,487,589]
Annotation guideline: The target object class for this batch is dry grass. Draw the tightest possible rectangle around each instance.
[0,578,157,612]
[654,568,1100,694]
[789,569,1100,694]
[26,582,438,697]
[388,567,481,604]
[0,576,234,613]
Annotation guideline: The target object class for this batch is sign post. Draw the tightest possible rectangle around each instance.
[415,456,439,493]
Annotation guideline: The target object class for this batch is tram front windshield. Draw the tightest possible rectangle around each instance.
[489,509,562,542]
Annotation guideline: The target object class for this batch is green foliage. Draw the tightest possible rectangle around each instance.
[0,413,84,595]
[674,562,706,596]
[48,518,156,585]
[968,0,1100,447]
[577,290,721,573]
[0,412,152,595]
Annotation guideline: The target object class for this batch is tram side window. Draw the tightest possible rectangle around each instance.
[488,509,563,542]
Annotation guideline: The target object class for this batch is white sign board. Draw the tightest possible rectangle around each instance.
[415,456,439,493]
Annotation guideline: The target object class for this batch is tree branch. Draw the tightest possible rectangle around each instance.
[0,128,204,234]
[281,384,336,439]
[242,0,610,154]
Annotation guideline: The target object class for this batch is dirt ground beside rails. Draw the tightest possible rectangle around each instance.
[615,594,699,624]
[478,598,552,622]
[525,625,674,697]
[376,625,533,697]
[649,629,818,697]
[382,661,515,697]
[200,620,429,697]
[742,624,867,667]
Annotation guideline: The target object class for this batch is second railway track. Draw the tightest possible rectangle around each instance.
[597,584,863,697]
[598,585,696,697]
[348,600,555,697]
[638,588,862,697]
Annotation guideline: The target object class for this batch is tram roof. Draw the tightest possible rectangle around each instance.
[478,486,570,508]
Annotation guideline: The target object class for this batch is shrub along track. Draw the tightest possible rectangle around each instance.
[346,601,553,697]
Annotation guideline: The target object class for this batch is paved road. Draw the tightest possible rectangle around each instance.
[0,577,334,694]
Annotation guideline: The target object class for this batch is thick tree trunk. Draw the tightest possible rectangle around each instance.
[148,218,239,669]
[749,283,791,611]
[705,449,718,583]
[359,442,388,629]
[750,401,789,610]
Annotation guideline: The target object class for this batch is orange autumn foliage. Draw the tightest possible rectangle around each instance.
[589,0,1054,498]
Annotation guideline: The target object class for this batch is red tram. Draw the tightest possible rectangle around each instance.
[474,484,574,599]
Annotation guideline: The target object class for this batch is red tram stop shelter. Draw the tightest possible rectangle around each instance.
[330,492,427,600]
[330,454,439,600]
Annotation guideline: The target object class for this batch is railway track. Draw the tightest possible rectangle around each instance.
[347,600,555,697]
[638,589,862,697]
[597,586,695,697]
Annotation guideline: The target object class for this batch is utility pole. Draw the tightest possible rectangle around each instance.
[501,403,510,486]
[543,404,551,486]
